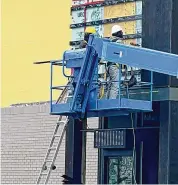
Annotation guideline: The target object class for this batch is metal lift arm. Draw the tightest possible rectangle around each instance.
[90,35,178,77]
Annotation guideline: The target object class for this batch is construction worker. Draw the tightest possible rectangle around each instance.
[106,25,137,99]
[106,25,124,99]
[79,27,96,49]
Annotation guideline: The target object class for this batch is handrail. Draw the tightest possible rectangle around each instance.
[51,85,73,90]
[62,51,74,78]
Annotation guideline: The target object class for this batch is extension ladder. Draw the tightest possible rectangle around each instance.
[36,83,70,184]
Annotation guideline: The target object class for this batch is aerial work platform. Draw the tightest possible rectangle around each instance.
[50,35,178,118]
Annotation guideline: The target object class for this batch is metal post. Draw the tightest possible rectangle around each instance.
[118,64,122,105]
[150,71,153,102]
[65,118,86,183]
[50,62,53,113]
[139,141,143,184]
[96,60,99,110]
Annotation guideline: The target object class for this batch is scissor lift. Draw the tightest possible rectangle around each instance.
[50,35,178,119]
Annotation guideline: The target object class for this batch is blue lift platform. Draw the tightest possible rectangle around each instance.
[50,35,178,119]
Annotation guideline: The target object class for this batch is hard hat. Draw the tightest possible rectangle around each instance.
[85,27,96,34]
[111,25,123,35]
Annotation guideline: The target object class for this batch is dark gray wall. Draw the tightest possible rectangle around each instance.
[159,101,178,183]
[142,0,178,183]
[142,0,178,87]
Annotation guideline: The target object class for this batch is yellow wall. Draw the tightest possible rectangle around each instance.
[1,0,71,107]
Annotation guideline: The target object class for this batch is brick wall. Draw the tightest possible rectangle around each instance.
[1,104,98,184]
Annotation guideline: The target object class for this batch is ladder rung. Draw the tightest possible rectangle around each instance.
[57,121,65,124]
[45,160,53,162]
[41,173,48,176]
[57,121,67,125]
[49,147,57,150]
[54,135,61,137]
[66,95,73,98]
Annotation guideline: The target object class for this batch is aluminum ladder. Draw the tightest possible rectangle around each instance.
[36,83,70,184]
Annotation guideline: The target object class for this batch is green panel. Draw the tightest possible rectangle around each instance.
[108,157,133,184]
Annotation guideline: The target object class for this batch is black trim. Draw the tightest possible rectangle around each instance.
[71,0,142,11]
[70,14,142,28]
[70,33,142,46]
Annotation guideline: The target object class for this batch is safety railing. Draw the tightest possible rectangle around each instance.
[50,48,153,117]
[50,60,74,113]
[94,65,153,103]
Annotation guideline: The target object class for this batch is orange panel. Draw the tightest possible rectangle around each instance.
[104,2,136,19]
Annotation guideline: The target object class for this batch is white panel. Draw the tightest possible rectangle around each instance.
[136,1,142,15]
[72,7,104,24]
[71,10,85,24]
[71,25,103,41]
[136,38,142,46]
[136,0,142,34]
[135,0,142,81]
[95,25,104,37]
[72,27,85,41]
[86,7,104,22]
[136,20,142,34]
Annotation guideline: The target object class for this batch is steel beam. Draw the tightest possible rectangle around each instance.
[100,41,178,77]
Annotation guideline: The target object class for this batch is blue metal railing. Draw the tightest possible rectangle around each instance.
[50,40,154,116]
[50,58,153,115]
[62,51,74,79]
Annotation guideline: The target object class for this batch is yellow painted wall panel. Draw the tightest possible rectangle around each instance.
[104,2,136,19]
[1,0,71,107]
[103,21,136,37]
